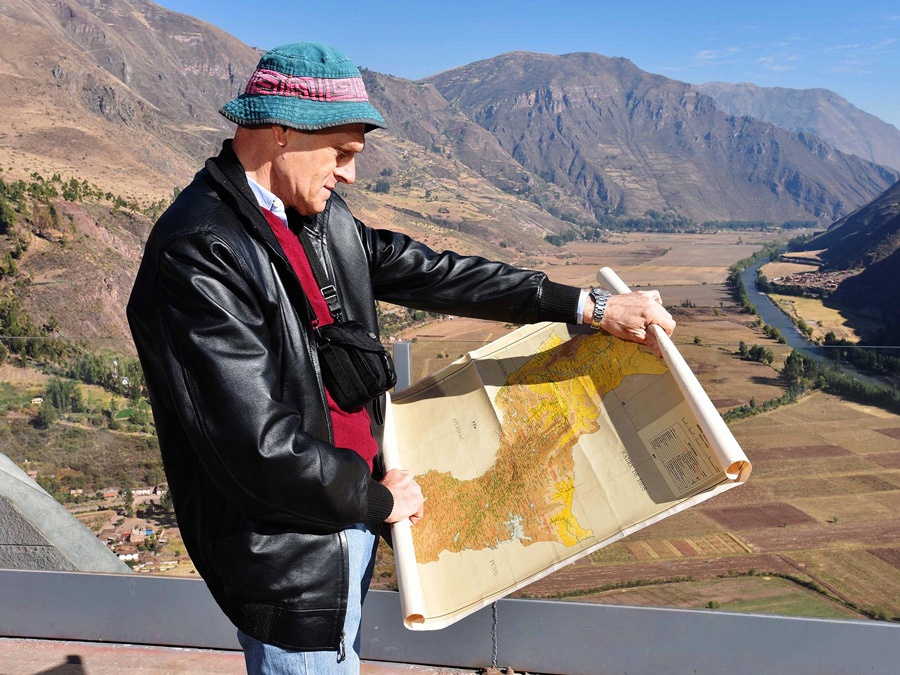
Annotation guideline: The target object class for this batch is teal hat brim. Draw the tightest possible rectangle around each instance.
[220,95,386,132]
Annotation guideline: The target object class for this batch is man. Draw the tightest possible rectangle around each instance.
[127,42,674,673]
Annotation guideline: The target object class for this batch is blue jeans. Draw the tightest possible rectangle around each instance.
[237,523,378,674]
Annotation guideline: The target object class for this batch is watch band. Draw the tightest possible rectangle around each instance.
[588,288,611,329]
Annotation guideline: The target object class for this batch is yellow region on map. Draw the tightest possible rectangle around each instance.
[411,331,667,564]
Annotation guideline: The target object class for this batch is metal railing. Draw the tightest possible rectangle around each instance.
[1,567,899,674]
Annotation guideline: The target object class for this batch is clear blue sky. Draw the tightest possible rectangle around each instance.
[158,0,900,129]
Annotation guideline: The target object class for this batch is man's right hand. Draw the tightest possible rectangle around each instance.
[590,290,676,358]
[381,469,425,525]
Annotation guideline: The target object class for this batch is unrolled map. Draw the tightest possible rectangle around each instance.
[382,271,751,630]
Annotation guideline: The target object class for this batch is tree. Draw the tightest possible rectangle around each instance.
[104,397,122,430]
[144,466,165,487]
[0,193,17,235]
[45,377,83,413]
[33,400,58,429]
[781,350,808,387]
[121,478,135,518]
[131,408,152,426]
[748,345,774,365]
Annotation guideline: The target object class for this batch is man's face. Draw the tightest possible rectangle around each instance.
[272,123,366,215]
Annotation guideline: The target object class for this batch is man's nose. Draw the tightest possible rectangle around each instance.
[335,158,356,185]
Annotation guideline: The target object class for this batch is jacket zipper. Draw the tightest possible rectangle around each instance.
[268,261,334,444]
[304,226,387,427]
[337,527,349,661]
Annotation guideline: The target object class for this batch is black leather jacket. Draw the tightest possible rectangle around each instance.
[126,141,582,651]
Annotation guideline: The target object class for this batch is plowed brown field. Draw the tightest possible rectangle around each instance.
[499,233,900,621]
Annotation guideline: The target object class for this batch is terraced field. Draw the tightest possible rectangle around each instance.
[518,391,900,621]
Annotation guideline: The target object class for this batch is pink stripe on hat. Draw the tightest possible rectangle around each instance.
[245,69,370,103]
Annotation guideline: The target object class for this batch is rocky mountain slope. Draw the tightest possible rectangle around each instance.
[3,0,900,346]
[799,179,900,335]
[806,179,900,269]
[426,51,897,225]
[0,0,582,250]
[13,201,151,345]
[3,1,897,227]
[698,82,900,171]
[0,0,258,199]
[360,69,592,224]
[835,247,900,333]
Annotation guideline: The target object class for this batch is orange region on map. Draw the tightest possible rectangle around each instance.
[411,331,667,564]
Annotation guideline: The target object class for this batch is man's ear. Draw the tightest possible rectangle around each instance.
[272,124,290,148]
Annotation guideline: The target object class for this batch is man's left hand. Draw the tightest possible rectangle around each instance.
[382,469,425,525]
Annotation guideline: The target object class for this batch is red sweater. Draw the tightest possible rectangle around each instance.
[262,209,379,471]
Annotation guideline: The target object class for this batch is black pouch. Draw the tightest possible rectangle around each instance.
[315,320,397,412]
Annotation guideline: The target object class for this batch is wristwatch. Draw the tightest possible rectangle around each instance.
[588,288,612,330]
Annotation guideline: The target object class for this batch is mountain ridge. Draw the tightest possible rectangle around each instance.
[806,178,900,269]
[426,51,897,225]
[2,0,900,346]
[698,82,900,171]
[2,1,897,227]
[0,0,258,198]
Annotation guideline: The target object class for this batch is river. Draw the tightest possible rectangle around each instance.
[740,259,826,361]
[740,257,898,393]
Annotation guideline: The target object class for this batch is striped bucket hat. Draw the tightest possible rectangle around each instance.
[220,42,386,132]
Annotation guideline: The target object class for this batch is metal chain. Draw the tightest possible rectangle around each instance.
[491,601,499,669]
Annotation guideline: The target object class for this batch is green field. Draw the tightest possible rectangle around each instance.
[566,575,863,620]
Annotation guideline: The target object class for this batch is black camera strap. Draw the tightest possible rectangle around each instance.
[297,228,343,323]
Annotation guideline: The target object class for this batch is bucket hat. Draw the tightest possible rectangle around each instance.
[220,42,386,132]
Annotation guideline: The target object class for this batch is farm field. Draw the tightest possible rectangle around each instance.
[6,229,899,623]
[761,261,818,279]
[518,392,900,621]
[759,259,882,343]
[396,231,790,387]
[564,575,861,620]
[545,232,785,290]
[767,293,866,343]
[391,231,900,622]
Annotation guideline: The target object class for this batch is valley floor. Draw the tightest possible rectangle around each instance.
[4,230,899,624]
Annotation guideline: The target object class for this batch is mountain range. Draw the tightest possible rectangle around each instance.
[1,0,899,342]
[2,0,898,228]
[698,82,900,172]
[426,51,895,224]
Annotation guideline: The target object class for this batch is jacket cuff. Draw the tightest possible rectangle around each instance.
[536,280,584,324]
[363,479,394,523]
